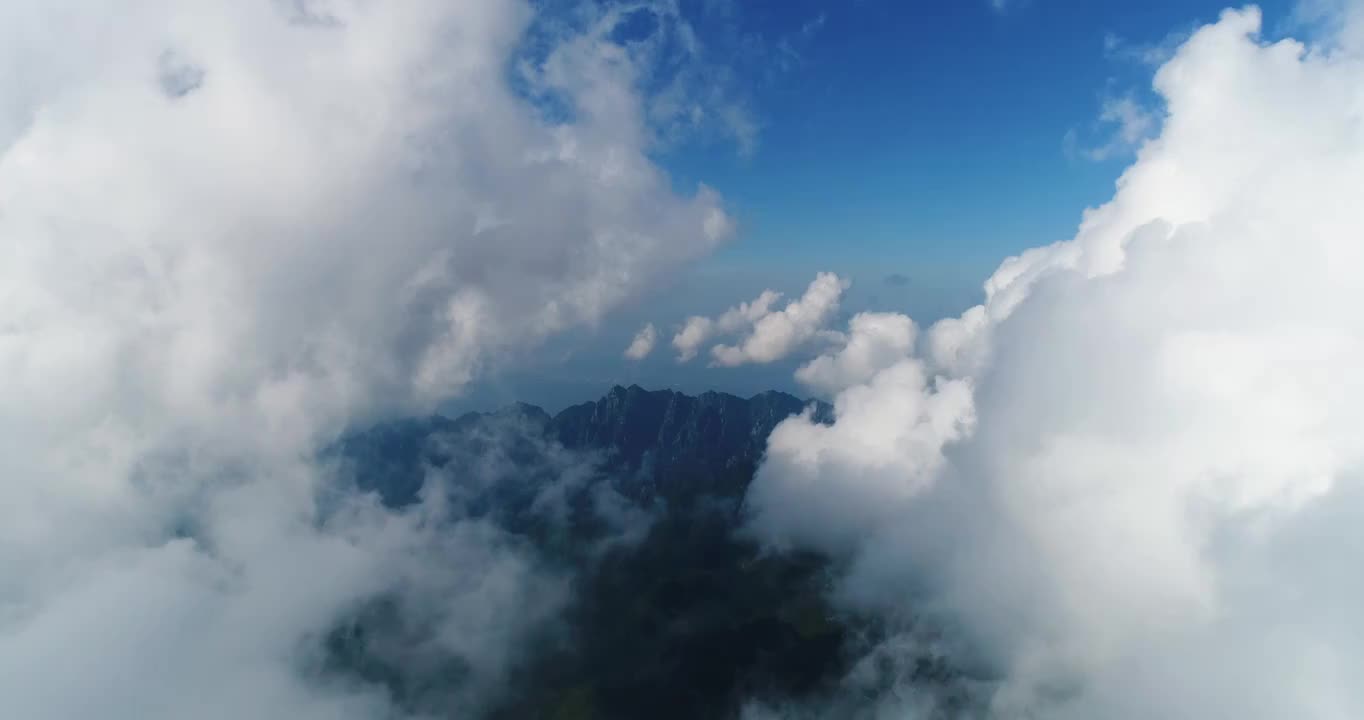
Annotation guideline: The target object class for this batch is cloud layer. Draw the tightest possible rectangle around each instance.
[747,7,1364,717]
[0,1,732,717]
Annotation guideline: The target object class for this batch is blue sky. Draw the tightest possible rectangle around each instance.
[667,0,1296,272]
[455,0,1303,413]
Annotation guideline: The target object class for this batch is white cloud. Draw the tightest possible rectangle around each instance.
[711,272,847,367]
[1078,94,1162,161]
[719,289,786,332]
[546,1,760,156]
[794,312,916,396]
[672,315,714,361]
[0,0,733,716]
[670,287,783,361]
[1293,0,1364,50]
[748,6,1364,717]
[669,273,848,366]
[623,322,658,359]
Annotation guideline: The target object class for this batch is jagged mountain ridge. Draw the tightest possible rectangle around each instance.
[550,384,831,502]
[328,385,975,720]
[327,386,857,719]
[340,384,831,506]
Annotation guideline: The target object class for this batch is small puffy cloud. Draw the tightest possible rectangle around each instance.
[670,288,783,361]
[717,289,785,332]
[672,315,715,361]
[624,322,659,360]
[710,272,848,366]
[668,272,849,368]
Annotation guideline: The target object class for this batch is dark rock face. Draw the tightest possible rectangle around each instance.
[549,385,829,503]
[337,384,829,508]
[325,386,969,719]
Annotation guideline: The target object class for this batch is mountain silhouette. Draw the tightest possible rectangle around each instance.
[337,384,831,509]
[326,386,970,720]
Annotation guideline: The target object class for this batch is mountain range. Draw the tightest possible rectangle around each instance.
[327,385,966,720]
[337,384,832,509]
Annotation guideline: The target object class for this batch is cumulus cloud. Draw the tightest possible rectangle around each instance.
[711,272,848,367]
[719,289,787,331]
[672,315,715,361]
[670,272,848,366]
[0,0,733,717]
[671,288,783,361]
[794,312,917,396]
[623,322,658,360]
[748,6,1364,717]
